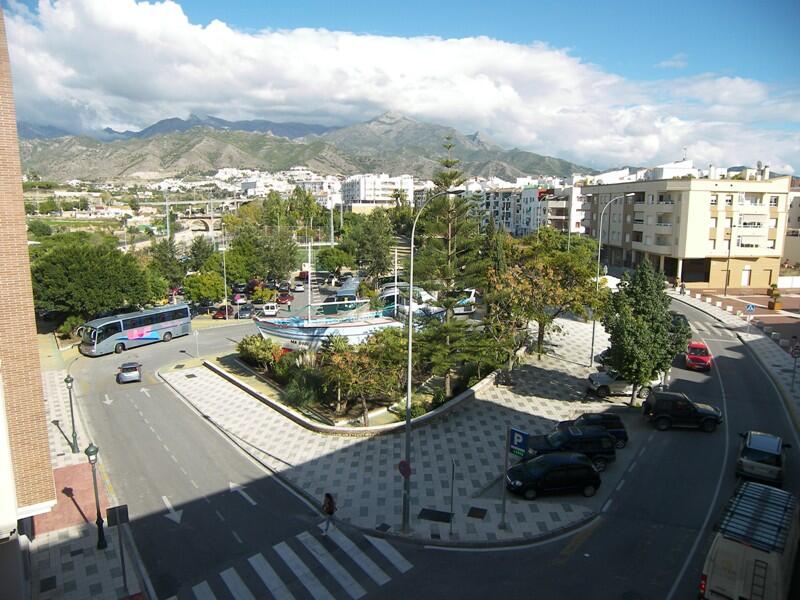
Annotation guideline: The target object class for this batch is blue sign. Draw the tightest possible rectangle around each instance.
[509,427,529,457]
[746,304,756,313]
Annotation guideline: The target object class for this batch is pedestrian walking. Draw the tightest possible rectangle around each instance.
[680,282,686,295]
[322,492,336,535]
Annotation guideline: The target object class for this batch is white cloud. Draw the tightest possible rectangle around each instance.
[655,53,688,69]
[4,0,798,173]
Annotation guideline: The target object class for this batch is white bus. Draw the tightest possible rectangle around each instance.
[79,304,192,356]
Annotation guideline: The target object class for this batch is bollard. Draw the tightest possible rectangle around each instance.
[695,293,702,299]
[726,306,733,312]
[705,297,712,303]
[715,301,723,308]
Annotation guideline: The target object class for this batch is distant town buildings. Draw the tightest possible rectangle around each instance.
[342,173,416,213]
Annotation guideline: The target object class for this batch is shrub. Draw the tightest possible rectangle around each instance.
[237,335,279,372]
[409,402,428,418]
[431,387,447,408]
[28,220,53,237]
[57,315,84,339]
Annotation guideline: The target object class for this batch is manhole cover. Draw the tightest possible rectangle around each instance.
[467,507,487,520]
[174,364,185,369]
[418,508,452,523]
[185,373,197,379]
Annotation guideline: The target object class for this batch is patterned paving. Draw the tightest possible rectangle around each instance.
[162,317,614,543]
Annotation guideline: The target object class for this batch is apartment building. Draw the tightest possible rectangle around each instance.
[781,181,800,265]
[480,187,523,234]
[581,172,791,290]
[0,9,57,599]
[342,173,415,213]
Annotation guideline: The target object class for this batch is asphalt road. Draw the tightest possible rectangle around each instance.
[71,298,800,599]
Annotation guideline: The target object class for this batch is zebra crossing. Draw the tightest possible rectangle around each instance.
[167,524,413,600]
[690,321,737,340]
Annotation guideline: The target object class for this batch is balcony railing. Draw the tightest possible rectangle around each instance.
[656,222,672,227]
[633,219,644,224]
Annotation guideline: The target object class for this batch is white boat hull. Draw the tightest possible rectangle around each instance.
[253,315,402,352]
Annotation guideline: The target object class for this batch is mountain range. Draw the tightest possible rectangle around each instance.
[18,112,594,181]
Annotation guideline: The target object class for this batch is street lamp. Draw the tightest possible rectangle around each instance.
[221,222,228,320]
[84,443,107,550]
[589,193,635,366]
[64,375,78,453]
[724,224,736,297]
[402,188,451,534]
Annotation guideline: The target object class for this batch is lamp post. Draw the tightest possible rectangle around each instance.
[724,224,735,297]
[221,222,228,320]
[64,375,78,453]
[84,443,107,550]
[589,193,634,366]
[402,188,450,534]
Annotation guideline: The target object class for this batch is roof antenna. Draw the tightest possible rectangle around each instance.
[681,147,687,161]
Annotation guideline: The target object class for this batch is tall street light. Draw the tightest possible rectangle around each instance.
[84,443,107,550]
[64,375,78,453]
[221,221,229,320]
[589,193,634,366]
[723,223,736,297]
[402,188,451,534]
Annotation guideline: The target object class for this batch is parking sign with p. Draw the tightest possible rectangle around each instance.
[509,427,529,457]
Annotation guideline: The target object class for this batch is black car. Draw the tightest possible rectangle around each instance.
[557,413,628,449]
[524,426,616,471]
[506,453,601,501]
[642,390,723,432]
[235,304,254,319]
[232,282,248,294]
[278,281,292,293]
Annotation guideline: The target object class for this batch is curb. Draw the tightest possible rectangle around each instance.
[158,367,596,550]
[670,294,800,433]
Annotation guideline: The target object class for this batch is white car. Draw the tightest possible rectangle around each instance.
[254,302,279,317]
[294,282,305,292]
[587,369,663,399]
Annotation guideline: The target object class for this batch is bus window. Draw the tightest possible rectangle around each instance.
[97,321,121,342]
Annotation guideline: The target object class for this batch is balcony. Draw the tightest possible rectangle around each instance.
[655,222,672,229]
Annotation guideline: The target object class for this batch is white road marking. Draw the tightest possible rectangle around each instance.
[639,446,647,457]
[180,467,188,476]
[365,535,413,573]
[220,567,254,600]
[602,498,613,513]
[297,531,366,599]
[170,455,178,463]
[140,387,150,398]
[247,553,296,600]
[628,460,637,472]
[143,417,149,424]
[137,410,143,417]
[229,481,257,506]
[215,510,225,522]
[103,394,113,405]
[155,434,163,442]
[148,425,155,433]
[162,444,169,452]
[615,479,625,491]
[274,541,334,600]
[161,496,183,524]
[190,480,199,489]
[321,526,391,585]
[192,581,216,599]
[232,531,243,544]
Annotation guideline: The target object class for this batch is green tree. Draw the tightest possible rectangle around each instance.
[128,197,141,214]
[602,261,689,404]
[318,334,353,414]
[251,287,277,304]
[264,228,300,279]
[78,197,89,211]
[346,209,392,282]
[145,268,169,304]
[188,235,215,272]
[148,238,185,286]
[202,250,249,285]
[24,202,37,215]
[261,190,288,227]
[316,247,353,277]
[31,242,149,317]
[230,223,268,279]
[38,198,58,214]
[28,220,52,237]
[237,334,281,372]
[183,271,227,303]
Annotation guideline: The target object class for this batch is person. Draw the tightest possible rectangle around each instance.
[322,492,336,535]
[680,282,686,295]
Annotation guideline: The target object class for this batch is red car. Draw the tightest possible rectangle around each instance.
[685,341,712,370]
[276,293,294,304]
[212,305,235,319]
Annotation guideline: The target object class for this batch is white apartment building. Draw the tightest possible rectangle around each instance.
[781,180,800,265]
[342,173,415,213]
[581,167,791,291]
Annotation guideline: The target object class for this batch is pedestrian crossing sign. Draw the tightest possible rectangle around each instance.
[746,304,756,312]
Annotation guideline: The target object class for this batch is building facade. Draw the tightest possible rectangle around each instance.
[0,8,57,599]
[581,173,791,290]
[342,173,415,214]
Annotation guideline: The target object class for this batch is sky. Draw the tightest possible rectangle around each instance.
[4,0,800,172]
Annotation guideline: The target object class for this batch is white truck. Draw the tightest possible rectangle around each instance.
[700,481,799,600]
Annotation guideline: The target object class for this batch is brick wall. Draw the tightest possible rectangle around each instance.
[0,9,56,512]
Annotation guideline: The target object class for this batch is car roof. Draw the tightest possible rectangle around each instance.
[565,425,612,438]
[746,431,782,454]
[529,452,593,466]
[120,362,140,368]
[687,341,708,349]
[578,412,620,422]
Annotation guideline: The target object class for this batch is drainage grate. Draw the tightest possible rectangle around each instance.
[418,508,452,523]
[467,507,487,520]
[174,364,185,370]
[185,373,197,379]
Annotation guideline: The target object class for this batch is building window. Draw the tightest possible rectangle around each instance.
[770,196,779,207]
[625,233,631,243]
[710,194,718,205]
[767,239,776,249]
[709,217,717,229]
[709,239,716,250]
[626,214,631,224]
[725,195,733,206]
[768,218,777,229]
[724,217,732,228]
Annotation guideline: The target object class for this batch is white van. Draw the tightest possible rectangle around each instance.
[700,481,799,600]
[254,302,279,317]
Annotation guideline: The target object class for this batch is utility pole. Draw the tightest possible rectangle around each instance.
[222,222,228,319]
[164,193,170,239]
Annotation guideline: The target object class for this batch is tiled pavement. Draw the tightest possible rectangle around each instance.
[669,290,800,430]
[162,317,615,544]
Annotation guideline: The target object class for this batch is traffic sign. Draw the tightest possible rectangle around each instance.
[509,427,529,457]
[746,304,756,313]
[107,504,129,527]
[398,460,411,479]
[792,346,800,359]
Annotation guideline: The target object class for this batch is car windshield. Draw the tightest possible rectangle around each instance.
[688,347,709,356]
[120,365,138,373]
[82,327,97,343]
[546,431,566,447]
[741,447,780,466]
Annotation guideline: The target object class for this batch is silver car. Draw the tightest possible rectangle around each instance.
[736,431,790,486]
[117,362,142,384]
[587,369,662,399]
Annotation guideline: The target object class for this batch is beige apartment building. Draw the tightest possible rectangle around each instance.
[582,174,792,290]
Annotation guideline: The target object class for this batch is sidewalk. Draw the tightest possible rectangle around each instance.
[161,317,624,545]
[669,290,800,430]
[29,333,144,600]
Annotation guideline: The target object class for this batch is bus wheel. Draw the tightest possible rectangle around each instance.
[163,332,173,342]
[114,343,125,354]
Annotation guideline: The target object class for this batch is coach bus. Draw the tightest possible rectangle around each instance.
[79,304,192,356]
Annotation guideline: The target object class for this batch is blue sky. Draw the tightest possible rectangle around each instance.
[176,0,800,84]
[4,0,800,171]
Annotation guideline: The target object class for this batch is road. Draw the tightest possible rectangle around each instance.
[70,298,800,599]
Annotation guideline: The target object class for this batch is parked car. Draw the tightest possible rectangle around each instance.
[506,452,601,500]
[232,282,247,294]
[212,305,235,319]
[265,279,278,290]
[557,413,628,449]
[523,426,617,471]
[233,293,248,305]
[736,431,791,487]
[116,362,142,384]
[642,390,723,432]
[594,348,612,371]
[277,293,294,304]
[298,271,309,281]
[235,304,254,319]
[255,302,279,317]
[685,341,713,371]
[192,301,215,315]
[294,282,305,292]
[278,281,292,293]
[587,369,661,399]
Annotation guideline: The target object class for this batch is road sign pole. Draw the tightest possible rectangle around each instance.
[449,458,455,537]
[499,427,510,530]
[793,355,798,391]
[118,526,127,593]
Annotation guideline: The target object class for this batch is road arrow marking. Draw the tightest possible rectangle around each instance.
[140,387,150,398]
[103,394,113,405]
[161,496,183,524]
[229,482,257,506]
